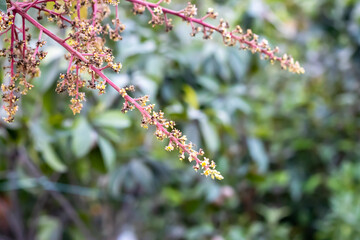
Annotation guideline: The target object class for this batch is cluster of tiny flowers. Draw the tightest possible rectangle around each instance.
[0,10,45,122]
[0,1,126,118]
[120,86,224,180]
[104,0,120,6]
[0,12,13,32]
[47,0,125,114]
[128,0,305,74]
[183,2,197,18]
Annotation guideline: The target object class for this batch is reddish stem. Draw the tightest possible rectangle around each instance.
[67,55,73,74]
[32,30,43,60]
[75,65,79,99]
[24,0,41,12]
[22,17,26,58]
[31,5,73,24]
[10,23,15,79]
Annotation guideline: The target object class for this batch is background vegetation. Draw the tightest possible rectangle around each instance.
[1,0,360,239]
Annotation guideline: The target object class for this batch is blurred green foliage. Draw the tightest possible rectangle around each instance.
[1,0,360,239]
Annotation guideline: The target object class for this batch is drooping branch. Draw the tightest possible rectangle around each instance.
[125,0,305,74]
[1,0,306,180]
[7,1,223,180]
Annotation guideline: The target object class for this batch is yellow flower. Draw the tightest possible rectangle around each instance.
[203,169,211,176]
[165,143,174,151]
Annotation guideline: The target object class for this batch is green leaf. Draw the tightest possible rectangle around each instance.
[199,117,219,153]
[109,167,127,197]
[97,127,122,142]
[0,0,7,12]
[183,85,199,109]
[247,138,269,173]
[93,111,131,129]
[129,160,153,191]
[72,117,95,158]
[161,187,183,206]
[292,138,315,150]
[40,143,67,173]
[227,226,246,240]
[29,121,67,172]
[257,205,290,225]
[304,174,322,193]
[36,215,62,240]
[98,137,116,171]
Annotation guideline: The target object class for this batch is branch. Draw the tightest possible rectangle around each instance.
[126,0,304,74]
[12,2,223,179]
